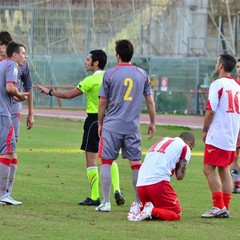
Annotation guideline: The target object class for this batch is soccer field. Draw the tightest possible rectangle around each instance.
[1,116,239,240]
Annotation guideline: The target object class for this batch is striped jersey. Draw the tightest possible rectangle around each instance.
[99,63,152,134]
[0,59,19,117]
[137,137,191,186]
[205,76,240,150]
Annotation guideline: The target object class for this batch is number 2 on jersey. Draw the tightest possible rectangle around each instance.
[124,78,133,101]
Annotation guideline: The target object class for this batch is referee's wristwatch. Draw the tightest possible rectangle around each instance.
[49,88,54,96]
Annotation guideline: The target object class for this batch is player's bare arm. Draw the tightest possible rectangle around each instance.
[36,84,82,99]
[25,90,34,129]
[202,110,215,142]
[145,94,156,139]
[176,159,187,180]
[6,82,29,101]
[98,96,108,137]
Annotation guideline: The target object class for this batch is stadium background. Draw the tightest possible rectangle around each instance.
[0,0,239,114]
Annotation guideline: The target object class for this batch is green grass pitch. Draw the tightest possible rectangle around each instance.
[1,116,239,240]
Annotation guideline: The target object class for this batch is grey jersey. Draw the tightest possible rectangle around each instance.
[99,63,152,134]
[11,61,33,114]
[0,59,19,117]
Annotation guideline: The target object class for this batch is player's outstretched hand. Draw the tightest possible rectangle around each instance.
[35,84,50,95]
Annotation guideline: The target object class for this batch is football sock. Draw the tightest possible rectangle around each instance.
[87,166,99,201]
[7,158,18,196]
[212,192,224,209]
[152,208,181,221]
[131,164,141,204]
[111,161,120,193]
[0,158,11,199]
[100,162,112,203]
[223,193,232,210]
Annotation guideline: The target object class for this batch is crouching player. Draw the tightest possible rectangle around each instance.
[128,132,195,221]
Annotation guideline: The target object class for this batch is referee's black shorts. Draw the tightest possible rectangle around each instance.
[81,113,99,153]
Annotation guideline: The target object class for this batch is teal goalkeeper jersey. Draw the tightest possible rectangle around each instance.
[77,70,104,113]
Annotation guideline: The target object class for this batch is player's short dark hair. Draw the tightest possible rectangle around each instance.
[6,41,25,58]
[237,58,240,63]
[219,53,236,73]
[0,31,13,45]
[90,49,107,70]
[179,132,195,143]
[115,39,134,62]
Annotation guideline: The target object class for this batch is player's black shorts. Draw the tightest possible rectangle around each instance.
[81,113,99,153]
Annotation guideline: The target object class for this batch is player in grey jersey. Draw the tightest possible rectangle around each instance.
[0,41,29,205]
[0,31,34,204]
[96,39,156,212]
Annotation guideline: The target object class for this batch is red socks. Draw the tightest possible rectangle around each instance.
[223,193,232,210]
[211,191,232,210]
